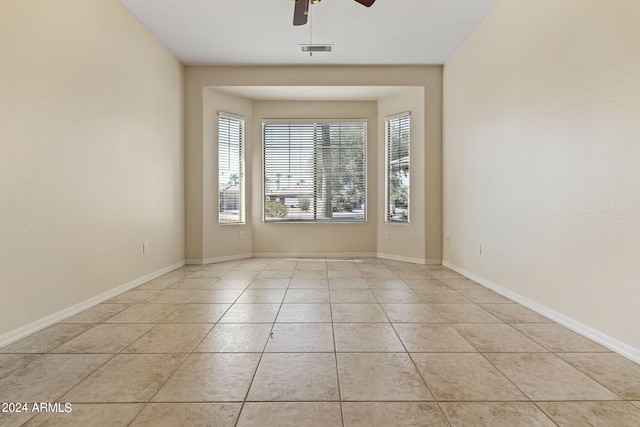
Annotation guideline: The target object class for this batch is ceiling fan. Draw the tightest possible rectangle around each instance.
[293,0,376,26]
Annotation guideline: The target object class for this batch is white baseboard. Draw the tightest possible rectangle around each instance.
[377,253,429,265]
[253,252,376,259]
[0,261,185,349]
[442,260,640,364]
[185,253,252,265]
[189,253,433,265]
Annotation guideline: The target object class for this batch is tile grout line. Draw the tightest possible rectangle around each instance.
[48,289,187,413]
[4,258,640,425]
[137,266,244,423]
[373,275,452,426]
[549,350,626,401]
[22,268,208,424]
[328,265,346,427]
[233,261,294,427]
[127,264,216,425]
[392,278,458,427]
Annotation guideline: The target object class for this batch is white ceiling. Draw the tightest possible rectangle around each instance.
[119,0,500,66]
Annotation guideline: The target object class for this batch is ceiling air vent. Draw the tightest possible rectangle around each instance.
[300,44,334,53]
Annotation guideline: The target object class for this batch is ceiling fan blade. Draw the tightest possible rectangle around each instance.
[293,0,309,26]
[354,0,375,6]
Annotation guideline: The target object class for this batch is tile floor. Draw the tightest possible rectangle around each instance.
[1,258,640,426]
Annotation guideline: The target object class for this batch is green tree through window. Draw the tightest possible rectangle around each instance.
[219,113,245,224]
[385,113,410,223]
[263,121,367,222]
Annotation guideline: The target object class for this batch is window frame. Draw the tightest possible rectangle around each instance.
[262,119,368,224]
[218,112,245,225]
[384,112,411,224]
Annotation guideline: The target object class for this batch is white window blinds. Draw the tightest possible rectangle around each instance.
[218,113,244,224]
[385,113,410,223]
[263,121,367,222]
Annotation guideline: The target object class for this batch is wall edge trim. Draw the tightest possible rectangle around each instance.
[186,254,253,265]
[442,260,640,364]
[377,252,430,265]
[253,252,376,259]
[0,260,186,349]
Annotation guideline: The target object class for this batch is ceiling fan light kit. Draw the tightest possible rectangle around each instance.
[293,0,375,26]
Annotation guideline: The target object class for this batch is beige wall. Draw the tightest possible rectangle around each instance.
[443,0,640,358]
[200,89,253,262]
[0,0,184,339]
[185,66,443,262]
[378,88,427,263]
[252,100,378,257]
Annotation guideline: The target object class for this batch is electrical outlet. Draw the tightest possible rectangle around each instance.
[239,231,245,239]
[475,243,482,255]
[143,243,149,254]
[446,236,451,245]
[384,231,390,240]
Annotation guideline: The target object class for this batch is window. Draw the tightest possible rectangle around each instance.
[385,112,410,223]
[218,113,244,224]
[263,120,367,222]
